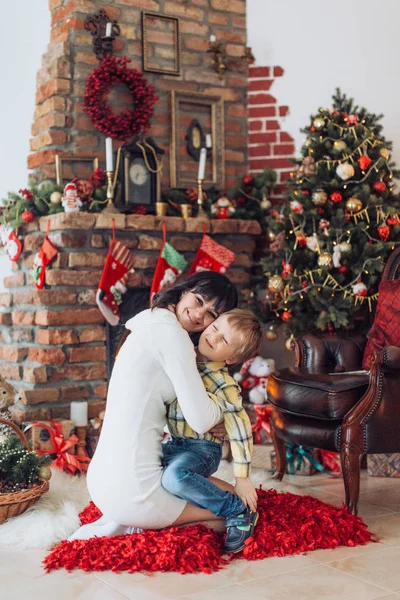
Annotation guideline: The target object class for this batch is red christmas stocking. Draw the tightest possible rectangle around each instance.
[96,220,134,326]
[150,223,187,300]
[188,233,235,275]
[30,224,59,289]
[0,225,22,262]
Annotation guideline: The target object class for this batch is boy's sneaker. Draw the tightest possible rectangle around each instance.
[224,508,259,553]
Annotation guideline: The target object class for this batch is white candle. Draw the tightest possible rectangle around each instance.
[106,137,113,171]
[198,147,207,180]
[70,401,88,427]
[105,22,112,37]
[205,134,212,149]
[209,34,216,42]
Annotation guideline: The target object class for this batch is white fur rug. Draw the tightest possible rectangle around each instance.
[0,462,269,551]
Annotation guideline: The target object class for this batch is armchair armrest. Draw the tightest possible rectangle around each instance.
[374,346,400,371]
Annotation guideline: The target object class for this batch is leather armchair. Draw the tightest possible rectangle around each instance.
[267,246,400,515]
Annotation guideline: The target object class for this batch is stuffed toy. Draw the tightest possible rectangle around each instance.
[234,356,275,405]
[211,196,235,219]
[62,181,83,213]
[0,376,22,442]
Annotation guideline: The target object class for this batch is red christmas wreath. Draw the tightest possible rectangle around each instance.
[84,55,158,141]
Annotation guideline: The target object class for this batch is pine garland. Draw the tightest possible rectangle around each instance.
[0,436,50,493]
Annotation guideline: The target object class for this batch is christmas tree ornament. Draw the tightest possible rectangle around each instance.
[61,181,83,213]
[242,175,253,185]
[19,188,34,202]
[373,181,387,194]
[319,219,330,235]
[387,215,399,226]
[377,224,390,241]
[261,195,271,210]
[0,225,23,262]
[338,241,352,254]
[303,138,312,148]
[281,310,292,321]
[50,191,63,205]
[345,197,363,213]
[337,265,349,274]
[330,191,343,204]
[301,280,308,289]
[210,196,235,219]
[295,233,307,249]
[96,220,135,325]
[290,200,304,213]
[352,280,367,297]
[188,232,235,276]
[332,245,342,268]
[336,162,355,180]
[29,222,59,289]
[318,252,333,268]
[313,117,325,130]
[268,230,276,242]
[312,189,328,206]
[380,147,390,160]
[333,140,347,152]
[285,335,295,351]
[21,210,35,224]
[358,155,372,171]
[267,274,284,293]
[298,155,316,177]
[40,466,52,481]
[306,234,320,252]
[265,326,278,341]
[346,114,359,125]
[282,260,293,277]
[151,223,187,300]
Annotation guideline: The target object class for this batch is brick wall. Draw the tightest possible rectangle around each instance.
[0,213,260,424]
[29,0,249,189]
[248,65,295,199]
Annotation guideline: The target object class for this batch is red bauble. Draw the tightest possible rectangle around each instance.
[243,175,253,186]
[281,311,292,322]
[346,114,359,125]
[358,156,372,171]
[317,208,325,215]
[373,181,387,194]
[337,265,349,275]
[297,236,307,248]
[302,189,310,196]
[301,280,308,289]
[387,215,399,226]
[21,210,35,223]
[19,189,34,202]
[378,225,390,241]
[330,191,343,204]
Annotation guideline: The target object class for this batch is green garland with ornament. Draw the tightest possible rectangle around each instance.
[254,89,400,341]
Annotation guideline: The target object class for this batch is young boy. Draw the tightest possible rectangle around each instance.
[163,309,262,553]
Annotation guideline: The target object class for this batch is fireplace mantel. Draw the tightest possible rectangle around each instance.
[0,212,261,424]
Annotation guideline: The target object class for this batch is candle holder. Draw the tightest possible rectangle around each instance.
[104,170,119,213]
[197,178,207,217]
[75,425,88,457]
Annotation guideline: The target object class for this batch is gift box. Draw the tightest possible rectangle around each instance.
[252,443,275,470]
[23,419,76,455]
[367,453,400,478]
[243,402,273,445]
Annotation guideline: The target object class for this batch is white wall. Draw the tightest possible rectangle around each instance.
[0,0,49,290]
[247,0,400,166]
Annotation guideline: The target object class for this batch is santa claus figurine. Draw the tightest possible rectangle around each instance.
[211,196,235,219]
[62,181,83,213]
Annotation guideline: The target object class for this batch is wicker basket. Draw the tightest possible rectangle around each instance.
[0,417,49,524]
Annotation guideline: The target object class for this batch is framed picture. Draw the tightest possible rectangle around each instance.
[55,155,99,186]
[170,91,225,189]
[142,12,180,76]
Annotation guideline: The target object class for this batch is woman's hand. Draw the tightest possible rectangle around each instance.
[234,477,258,512]
[209,421,227,438]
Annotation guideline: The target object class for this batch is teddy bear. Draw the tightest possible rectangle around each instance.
[233,355,275,405]
[0,376,22,442]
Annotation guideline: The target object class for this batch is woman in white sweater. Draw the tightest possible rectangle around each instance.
[69,272,238,540]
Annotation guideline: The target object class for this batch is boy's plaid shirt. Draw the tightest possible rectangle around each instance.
[166,361,253,478]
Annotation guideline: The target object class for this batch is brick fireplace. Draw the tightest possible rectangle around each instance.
[1,213,260,424]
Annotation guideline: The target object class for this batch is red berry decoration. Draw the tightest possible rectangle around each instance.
[301,280,308,289]
[84,55,158,141]
[330,191,343,204]
[337,265,349,275]
[242,175,253,186]
[281,311,292,322]
[373,181,387,194]
[378,225,390,241]
[19,189,33,202]
[236,197,246,207]
[358,156,372,171]
[302,189,310,196]
[21,210,35,224]
[346,114,359,125]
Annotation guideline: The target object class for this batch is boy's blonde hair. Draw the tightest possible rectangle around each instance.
[224,308,262,364]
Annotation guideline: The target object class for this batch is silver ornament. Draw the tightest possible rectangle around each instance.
[336,162,355,181]
[312,189,328,206]
[333,140,347,152]
[313,117,325,130]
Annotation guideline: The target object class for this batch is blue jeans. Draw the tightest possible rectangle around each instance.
[161,437,246,519]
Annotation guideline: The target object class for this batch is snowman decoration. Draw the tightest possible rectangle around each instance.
[62,182,83,213]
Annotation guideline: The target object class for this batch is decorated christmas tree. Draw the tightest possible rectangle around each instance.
[259,89,400,340]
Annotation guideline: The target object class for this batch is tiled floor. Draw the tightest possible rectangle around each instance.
[1,469,400,600]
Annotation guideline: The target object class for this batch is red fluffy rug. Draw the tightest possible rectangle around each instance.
[43,489,376,574]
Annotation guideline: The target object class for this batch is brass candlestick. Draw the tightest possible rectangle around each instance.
[75,425,88,457]
[104,170,119,213]
[197,178,207,217]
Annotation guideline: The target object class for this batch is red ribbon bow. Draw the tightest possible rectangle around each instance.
[251,405,272,444]
[25,421,90,475]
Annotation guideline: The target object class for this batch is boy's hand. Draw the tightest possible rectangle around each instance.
[209,422,227,438]
[234,477,258,512]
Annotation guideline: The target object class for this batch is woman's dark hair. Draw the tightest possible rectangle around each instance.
[151,271,238,314]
